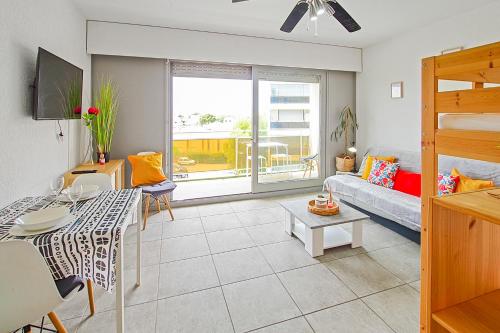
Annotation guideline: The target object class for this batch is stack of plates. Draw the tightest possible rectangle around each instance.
[10,206,74,236]
[58,184,100,203]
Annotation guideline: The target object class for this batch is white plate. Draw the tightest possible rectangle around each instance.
[15,206,70,231]
[57,190,101,203]
[10,214,75,236]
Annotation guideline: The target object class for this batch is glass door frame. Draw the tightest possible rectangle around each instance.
[251,66,327,193]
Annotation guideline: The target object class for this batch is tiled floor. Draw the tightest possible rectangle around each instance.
[48,193,421,333]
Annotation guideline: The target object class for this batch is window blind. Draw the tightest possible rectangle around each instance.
[171,61,252,80]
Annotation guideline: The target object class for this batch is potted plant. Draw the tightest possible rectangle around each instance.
[93,79,118,163]
[332,105,358,172]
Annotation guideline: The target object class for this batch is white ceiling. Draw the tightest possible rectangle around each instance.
[72,0,498,48]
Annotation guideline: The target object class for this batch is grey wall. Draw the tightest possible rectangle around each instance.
[92,55,167,187]
[0,0,90,208]
[326,71,357,175]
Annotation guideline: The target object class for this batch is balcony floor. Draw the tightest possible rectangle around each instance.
[173,170,319,201]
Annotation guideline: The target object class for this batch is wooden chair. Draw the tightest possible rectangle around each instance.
[130,152,176,230]
[0,241,90,333]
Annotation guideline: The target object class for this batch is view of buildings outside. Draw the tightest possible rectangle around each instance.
[172,76,319,182]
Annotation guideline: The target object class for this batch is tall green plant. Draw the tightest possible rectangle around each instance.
[93,79,118,153]
[332,106,358,156]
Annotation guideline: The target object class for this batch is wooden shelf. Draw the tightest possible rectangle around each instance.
[432,290,500,333]
[433,188,500,226]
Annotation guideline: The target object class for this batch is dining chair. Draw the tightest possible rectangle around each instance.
[131,151,176,230]
[71,173,114,316]
[0,241,88,333]
[73,173,114,191]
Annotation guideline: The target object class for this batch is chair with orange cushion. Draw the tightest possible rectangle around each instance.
[128,152,176,230]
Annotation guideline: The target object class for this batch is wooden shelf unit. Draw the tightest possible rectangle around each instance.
[64,159,125,190]
[420,41,500,333]
[432,290,500,333]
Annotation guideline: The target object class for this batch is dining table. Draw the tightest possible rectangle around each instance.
[0,189,143,333]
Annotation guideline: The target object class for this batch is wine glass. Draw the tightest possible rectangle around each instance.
[50,176,65,203]
[68,185,83,212]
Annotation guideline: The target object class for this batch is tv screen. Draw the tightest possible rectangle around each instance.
[33,48,83,120]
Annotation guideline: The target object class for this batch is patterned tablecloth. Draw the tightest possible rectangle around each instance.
[0,189,141,292]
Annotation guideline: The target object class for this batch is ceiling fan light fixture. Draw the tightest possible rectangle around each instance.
[309,3,318,21]
[314,0,326,15]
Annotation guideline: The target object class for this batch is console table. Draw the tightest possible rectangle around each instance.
[64,160,125,189]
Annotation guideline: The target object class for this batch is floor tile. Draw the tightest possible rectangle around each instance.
[236,207,285,227]
[78,301,157,333]
[230,199,281,212]
[325,254,404,297]
[246,222,292,245]
[213,247,273,285]
[223,275,301,333]
[94,265,160,311]
[162,217,204,239]
[158,255,219,298]
[124,239,161,270]
[259,240,319,273]
[125,222,162,244]
[306,300,393,333]
[170,206,200,219]
[156,287,233,333]
[206,228,255,254]
[160,233,210,262]
[53,289,90,320]
[278,264,356,314]
[198,202,234,216]
[367,242,420,283]
[202,213,243,232]
[355,224,410,251]
[144,210,169,225]
[316,245,366,263]
[250,317,313,333]
[363,285,420,333]
[409,280,421,292]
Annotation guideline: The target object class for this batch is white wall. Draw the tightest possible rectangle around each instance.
[356,1,500,157]
[0,0,90,208]
[86,21,362,72]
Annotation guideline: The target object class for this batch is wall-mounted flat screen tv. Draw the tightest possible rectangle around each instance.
[33,47,83,120]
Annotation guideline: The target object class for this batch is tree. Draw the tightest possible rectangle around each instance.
[232,119,251,137]
[199,113,217,126]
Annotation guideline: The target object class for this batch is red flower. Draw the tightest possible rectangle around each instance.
[88,107,99,116]
[73,106,82,114]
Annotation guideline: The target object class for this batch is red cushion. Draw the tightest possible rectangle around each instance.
[393,170,421,197]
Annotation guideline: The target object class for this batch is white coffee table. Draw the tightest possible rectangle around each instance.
[280,199,369,257]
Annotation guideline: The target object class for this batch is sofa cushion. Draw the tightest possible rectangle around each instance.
[393,170,421,197]
[367,160,400,189]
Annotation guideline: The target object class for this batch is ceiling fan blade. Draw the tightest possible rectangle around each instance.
[280,1,309,33]
[326,1,361,32]
[232,0,248,2]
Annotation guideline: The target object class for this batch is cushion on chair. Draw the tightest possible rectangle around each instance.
[55,275,85,298]
[140,180,177,197]
[128,153,167,187]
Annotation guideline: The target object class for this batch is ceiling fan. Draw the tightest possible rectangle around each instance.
[232,0,361,34]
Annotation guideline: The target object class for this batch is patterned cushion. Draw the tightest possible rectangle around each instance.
[367,159,400,189]
[437,173,459,196]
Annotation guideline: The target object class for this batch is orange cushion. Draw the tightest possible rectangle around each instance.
[128,153,167,187]
[361,155,396,180]
[451,168,494,192]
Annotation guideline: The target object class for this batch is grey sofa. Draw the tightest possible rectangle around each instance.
[324,147,500,232]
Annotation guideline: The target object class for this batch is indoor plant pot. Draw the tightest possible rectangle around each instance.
[336,155,355,172]
[96,152,111,163]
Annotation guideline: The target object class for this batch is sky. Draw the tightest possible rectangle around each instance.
[173,77,252,120]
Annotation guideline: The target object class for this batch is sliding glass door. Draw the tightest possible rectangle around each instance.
[251,67,326,193]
